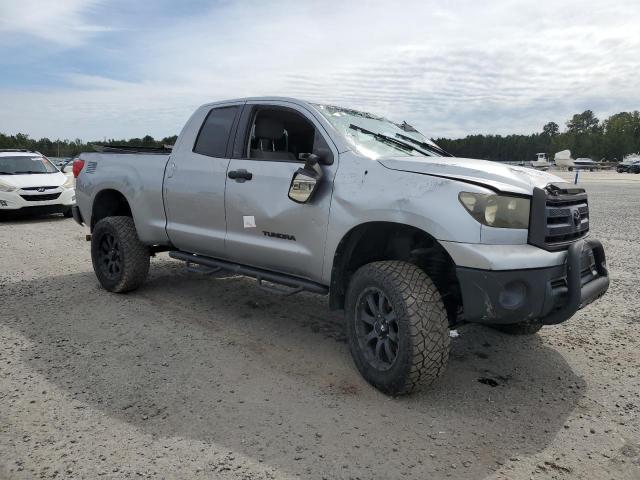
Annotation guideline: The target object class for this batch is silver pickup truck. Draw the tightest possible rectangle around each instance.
[73,97,609,395]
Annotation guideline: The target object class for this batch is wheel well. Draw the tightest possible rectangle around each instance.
[91,189,132,230]
[329,222,461,324]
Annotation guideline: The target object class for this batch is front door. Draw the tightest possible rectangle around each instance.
[223,102,337,283]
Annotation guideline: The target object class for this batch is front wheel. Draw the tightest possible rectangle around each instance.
[63,207,73,218]
[345,261,450,395]
[91,216,150,293]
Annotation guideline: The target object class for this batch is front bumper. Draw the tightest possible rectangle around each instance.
[457,239,609,325]
[0,188,75,210]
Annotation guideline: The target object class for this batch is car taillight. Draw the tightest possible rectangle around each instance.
[72,158,85,178]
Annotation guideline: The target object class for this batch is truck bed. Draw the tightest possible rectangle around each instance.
[75,150,172,245]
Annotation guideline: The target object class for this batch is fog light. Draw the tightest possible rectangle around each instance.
[498,281,527,309]
[0,200,7,206]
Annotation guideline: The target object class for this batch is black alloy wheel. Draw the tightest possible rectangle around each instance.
[355,287,400,370]
[97,232,122,280]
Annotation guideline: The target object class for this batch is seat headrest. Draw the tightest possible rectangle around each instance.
[255,117,285,140]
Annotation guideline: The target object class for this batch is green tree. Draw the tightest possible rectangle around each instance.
[542,122,559,137]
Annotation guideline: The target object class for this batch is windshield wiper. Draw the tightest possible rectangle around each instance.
[14,171,51,174]
[395,133,452,157]
[0,171,15,175]
[349,124,425,155]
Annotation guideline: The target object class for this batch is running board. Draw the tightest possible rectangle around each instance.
[169,251,329,296]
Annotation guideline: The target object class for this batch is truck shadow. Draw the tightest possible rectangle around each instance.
[0,210,69,224]
[2,258,586,479]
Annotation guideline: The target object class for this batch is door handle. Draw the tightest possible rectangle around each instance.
[228,169,253,182]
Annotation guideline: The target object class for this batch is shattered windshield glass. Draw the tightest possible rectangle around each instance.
[313,104,446,159]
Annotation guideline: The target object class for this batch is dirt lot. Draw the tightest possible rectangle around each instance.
[1,171,639,480]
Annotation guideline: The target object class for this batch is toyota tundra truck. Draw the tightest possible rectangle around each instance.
[72,97,609,395]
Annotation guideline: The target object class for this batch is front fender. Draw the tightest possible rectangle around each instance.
[321,152,485,284]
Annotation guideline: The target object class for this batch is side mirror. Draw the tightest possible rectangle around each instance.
[289,156,323,204]
[299,152,333,165]
[298,152,320,163]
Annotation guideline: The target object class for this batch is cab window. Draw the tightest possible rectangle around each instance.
[193,106,239,158]
[247,107,332,163]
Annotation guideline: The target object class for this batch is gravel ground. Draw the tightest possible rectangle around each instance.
[1,171,639,480]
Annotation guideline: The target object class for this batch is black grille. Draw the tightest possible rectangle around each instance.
[20,193,61,201]
[21,186,58,191]
[529,183,589,251]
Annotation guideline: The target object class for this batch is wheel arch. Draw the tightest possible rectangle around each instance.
[90,189,133,231]
[328,221,461,324]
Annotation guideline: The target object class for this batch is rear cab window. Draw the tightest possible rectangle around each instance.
[193,106,240,158]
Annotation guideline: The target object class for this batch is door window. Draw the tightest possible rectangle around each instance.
[246,108,332,163]
[193,106,239,158]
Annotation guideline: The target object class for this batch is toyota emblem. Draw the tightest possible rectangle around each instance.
[572,210,581,227]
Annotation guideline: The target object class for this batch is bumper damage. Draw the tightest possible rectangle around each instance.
[457,239,609,325]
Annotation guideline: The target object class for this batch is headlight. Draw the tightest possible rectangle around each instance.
[0,180,16,192]
[458,192,530,229]
[63,176,75,189]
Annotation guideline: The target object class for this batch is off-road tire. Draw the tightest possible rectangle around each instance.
[91,216,150,293]
[63,208,73,218]
[345,261,450,395]
[490,319,543,335]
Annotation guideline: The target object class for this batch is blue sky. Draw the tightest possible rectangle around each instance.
[1,0,639,140]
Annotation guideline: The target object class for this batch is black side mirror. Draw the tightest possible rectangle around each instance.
[289,155,323,203]
[298,152,320,164]
[299,151,334,165]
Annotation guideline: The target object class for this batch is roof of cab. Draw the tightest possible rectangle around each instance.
[195,97,351,153]
[199,96,313,108]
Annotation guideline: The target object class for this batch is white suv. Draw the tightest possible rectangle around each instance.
[0,149,76,216]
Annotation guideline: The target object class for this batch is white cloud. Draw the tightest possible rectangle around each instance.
[0,0,109,46]
[0,0,639,139]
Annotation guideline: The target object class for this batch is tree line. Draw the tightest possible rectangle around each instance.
[0,133,178,158]
[436,110,640,163]
[1,110,639,163]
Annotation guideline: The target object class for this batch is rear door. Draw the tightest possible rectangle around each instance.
[223,101,338,283]
[163,102,243,257]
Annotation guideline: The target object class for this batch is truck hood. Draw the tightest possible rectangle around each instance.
[0,171,67,189]
[378,156,563,196]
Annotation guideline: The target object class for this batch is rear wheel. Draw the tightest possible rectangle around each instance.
[91,216,150,293]
[490,319,543,335]
[346,261,450,395]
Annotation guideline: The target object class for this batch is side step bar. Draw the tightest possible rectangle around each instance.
[169,251,329,296]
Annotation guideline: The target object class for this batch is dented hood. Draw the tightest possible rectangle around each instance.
[378,156,563,196]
